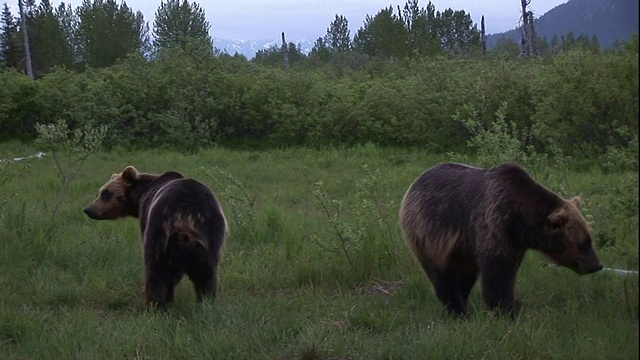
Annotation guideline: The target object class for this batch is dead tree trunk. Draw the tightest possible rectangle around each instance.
[281,32,289,75]
[519,0,538,57]
[481,16,487,55]
[18,0,34,78]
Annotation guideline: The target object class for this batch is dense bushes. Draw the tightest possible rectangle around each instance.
[0,43,637,155]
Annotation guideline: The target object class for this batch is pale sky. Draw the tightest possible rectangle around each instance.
[13,0,568,40]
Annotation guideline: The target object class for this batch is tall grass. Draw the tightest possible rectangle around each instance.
[0,143,637,359]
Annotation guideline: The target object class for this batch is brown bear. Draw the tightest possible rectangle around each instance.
[399,162,602,316]
[84,166,228,308]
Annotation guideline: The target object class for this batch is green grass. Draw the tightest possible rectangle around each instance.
[0,143,638,359]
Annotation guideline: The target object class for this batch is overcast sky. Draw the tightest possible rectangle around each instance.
[17,0,568,40]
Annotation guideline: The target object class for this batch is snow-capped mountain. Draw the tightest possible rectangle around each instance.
[213,37,314,59]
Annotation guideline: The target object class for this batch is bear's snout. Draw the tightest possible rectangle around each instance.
[585,263,603,274]
[573,260,603,275]
[84,207,101,220]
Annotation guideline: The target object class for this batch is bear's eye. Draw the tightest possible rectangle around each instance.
[100,189,112,202]
[577,240,592,255]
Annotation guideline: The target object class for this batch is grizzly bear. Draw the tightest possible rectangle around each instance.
[399,162,602,316]
[84,166,228,308]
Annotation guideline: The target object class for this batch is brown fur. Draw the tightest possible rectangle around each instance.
[399,162,602,316]
[85,166,228,309]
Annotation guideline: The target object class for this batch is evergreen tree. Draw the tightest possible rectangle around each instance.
[309,36,330,63]
[55,2,76,63]
[75,0,148,69]
[324,14,350,54]
[537,36,550,56]
[491,36,520,58]
[589,34,601,53]
[551,34,561,53]
[402,0,440,56]
[253,42,305,66]
[0,3,20,68]
[353,6,409,59]
[562,31,577,51]
[436,8,480,55]
[27,0,74,74]
[153,0,212,53]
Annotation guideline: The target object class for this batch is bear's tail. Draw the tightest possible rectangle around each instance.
[171,229,207,249]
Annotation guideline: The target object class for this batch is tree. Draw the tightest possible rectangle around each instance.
[75,0,149,69]
[309,36,330,63]
[324,14,351,54]
[153,0,212,53]
[588,34,601,53]
[27,0,74,74]
[253,42,305,67]
[0,3,20,68]
[18,0,34,77]
[353,6,409,59]
[562,31,577,51]
[519,0,538,57]
[536,36,550,56]
[402,0,440,57]
[491,36,520,58]
[551,34,561,53]
[436,8,480,55]
[55,2,76,63]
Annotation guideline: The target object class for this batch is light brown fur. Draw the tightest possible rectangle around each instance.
[84,166,228,308]
[398,162,602,316]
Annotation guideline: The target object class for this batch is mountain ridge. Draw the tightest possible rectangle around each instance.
[486,0,638,49]
[213,38,314,59]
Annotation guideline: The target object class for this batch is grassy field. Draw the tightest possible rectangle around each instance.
[0,142,638,359]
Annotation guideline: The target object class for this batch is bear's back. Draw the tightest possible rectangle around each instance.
[145,179,219,216]
[403,162,488,214]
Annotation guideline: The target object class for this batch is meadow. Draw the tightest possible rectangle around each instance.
[0,142,638,359]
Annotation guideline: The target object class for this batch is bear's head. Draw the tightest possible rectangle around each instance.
[84,166,157,220]
[544,196,602,275]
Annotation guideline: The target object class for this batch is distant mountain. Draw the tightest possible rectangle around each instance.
[213,38,314,59]
[487,0,639,49]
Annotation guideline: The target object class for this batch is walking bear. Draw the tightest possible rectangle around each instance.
[399,162,602,316]
[84,166,228,308]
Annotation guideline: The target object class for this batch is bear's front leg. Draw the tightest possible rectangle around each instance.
[480,254,523,317]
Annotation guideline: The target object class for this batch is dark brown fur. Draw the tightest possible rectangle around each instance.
[399,162,602,316]
[85,166,228,308]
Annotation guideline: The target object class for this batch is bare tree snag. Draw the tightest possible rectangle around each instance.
[519,0,538,57]
[481,16,486,55]
[18,0,33,78]
[281,32,289,75]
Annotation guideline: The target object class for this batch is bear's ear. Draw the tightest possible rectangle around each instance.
[569,196,582,207]
[121,166,139,183]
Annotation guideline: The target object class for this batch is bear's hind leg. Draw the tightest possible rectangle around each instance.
[165,269,184,304]
[144,272,171,309]
[423,263,468,316]
[144,264,183,308]
[185,260,217,302]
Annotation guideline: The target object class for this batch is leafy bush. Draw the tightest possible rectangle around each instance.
[310,164,396,275]
[532,49,639,156]
[35,119,107,221]
[0,69,41,138]
[1,41,636,155]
